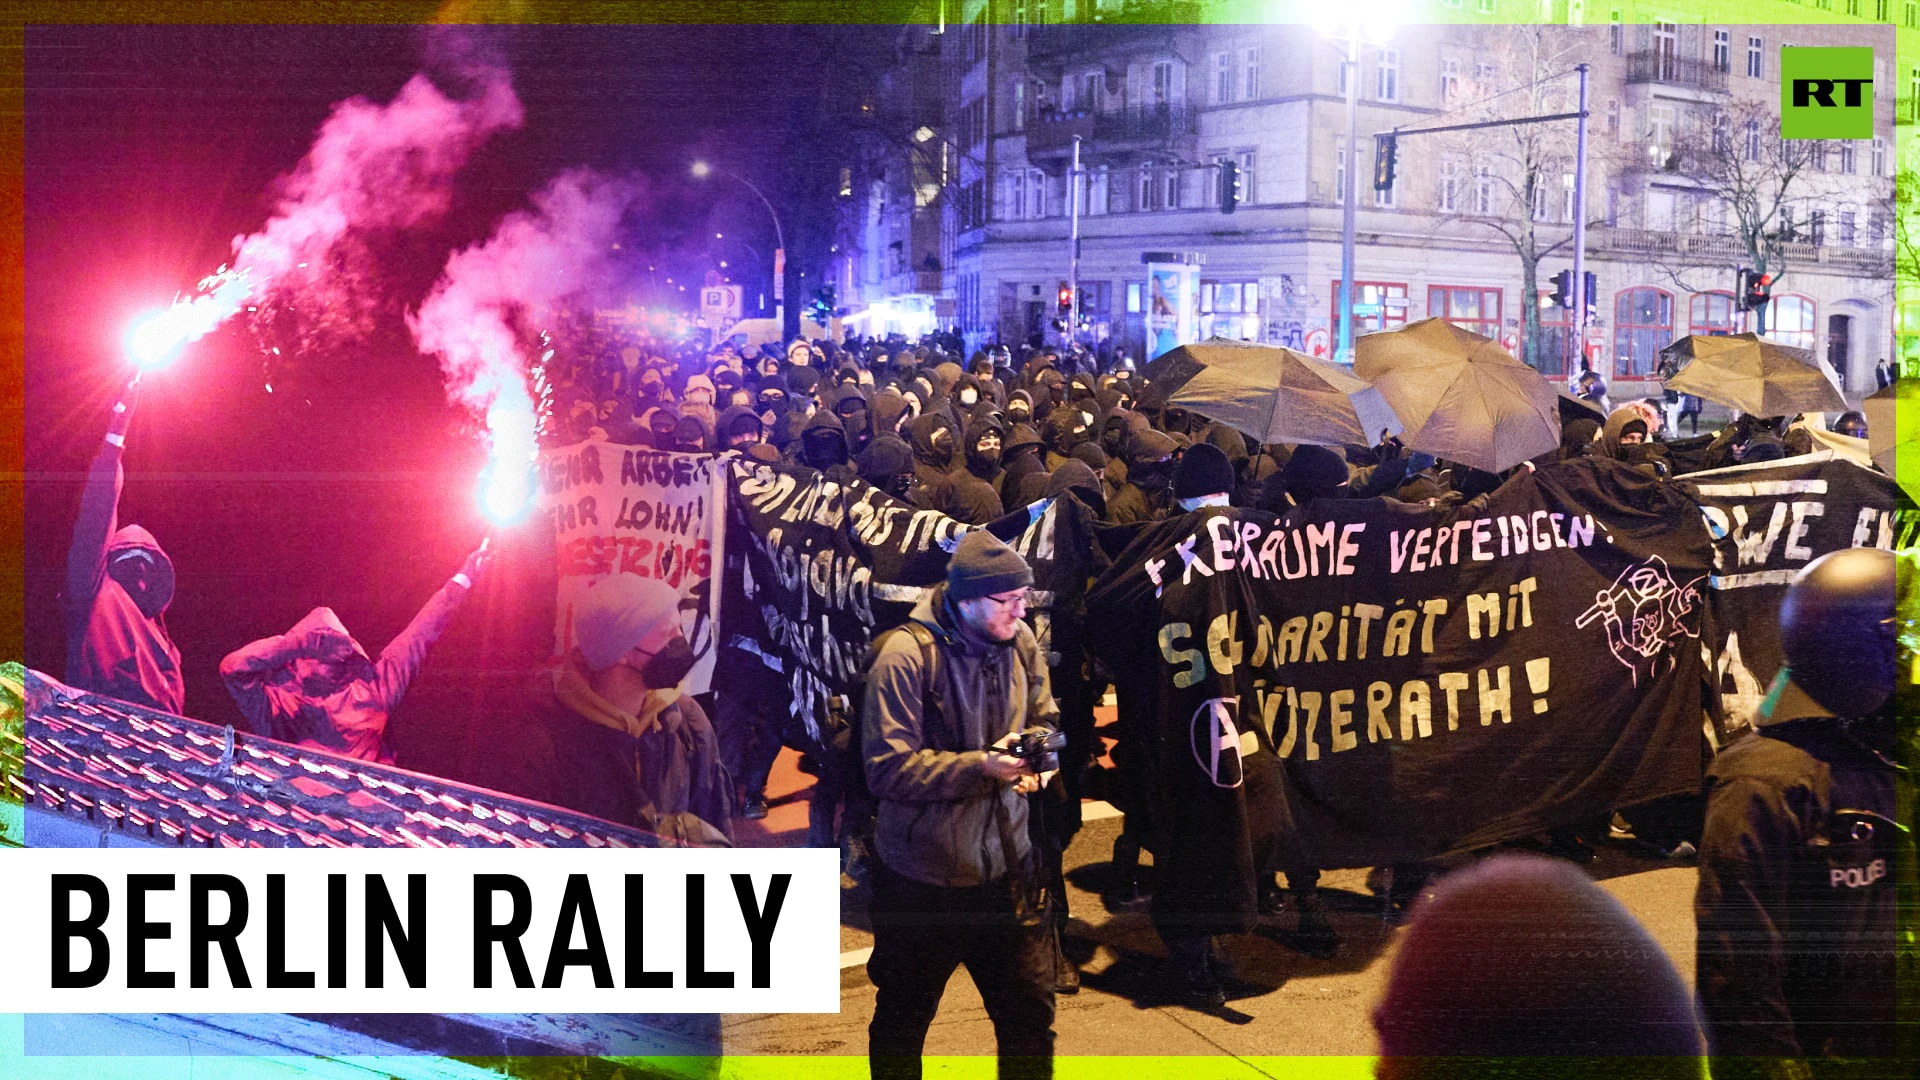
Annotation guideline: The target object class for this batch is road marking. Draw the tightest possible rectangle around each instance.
[840,946,873,969]
[1081,799,1123,822]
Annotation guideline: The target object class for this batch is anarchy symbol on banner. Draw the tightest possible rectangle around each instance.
[1190,697,1254,789]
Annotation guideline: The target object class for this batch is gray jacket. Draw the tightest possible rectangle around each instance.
[862,584,1058,887]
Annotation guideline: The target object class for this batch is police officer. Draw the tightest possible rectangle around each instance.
[1695,547,1913,1079]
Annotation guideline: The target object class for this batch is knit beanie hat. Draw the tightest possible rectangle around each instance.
[572,574,681,672]
[1174,442,1237,500]
[1280,444,1350,503]
[946,530,1034,601]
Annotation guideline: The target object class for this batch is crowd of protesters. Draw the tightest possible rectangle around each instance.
[61,324,1904,1079]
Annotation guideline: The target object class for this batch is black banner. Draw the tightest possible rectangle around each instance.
[1683,451,1898,740]
[1086,458,1712,926]
[720,461,1098,742]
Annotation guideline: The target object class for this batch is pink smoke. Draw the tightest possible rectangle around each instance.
[124,50,523,368]
[408,168,641,521]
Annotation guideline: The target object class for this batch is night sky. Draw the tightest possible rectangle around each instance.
[23,22,896,789]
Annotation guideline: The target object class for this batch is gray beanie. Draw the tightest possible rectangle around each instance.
[946,530,1034,601]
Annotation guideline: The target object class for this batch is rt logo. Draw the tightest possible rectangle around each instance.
[1780,47,1874,139]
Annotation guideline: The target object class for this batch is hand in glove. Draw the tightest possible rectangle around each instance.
[456,538,492,588]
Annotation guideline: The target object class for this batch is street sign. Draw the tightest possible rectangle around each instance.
[701,285,743,321]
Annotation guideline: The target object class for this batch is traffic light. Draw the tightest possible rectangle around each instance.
[1743,269,1774,310]
[1549,269,1574,309]
[1057,284,1072,314]
[1219,160,1240,214]
[1373,135,1398,192]
[1582,271,1597,312]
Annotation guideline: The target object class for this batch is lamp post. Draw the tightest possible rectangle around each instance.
[1317,3,1402,363]
[692,161,787,335]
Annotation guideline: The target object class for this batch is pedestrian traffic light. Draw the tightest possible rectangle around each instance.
[1373,135,1398,192]
[1735,268,1752,309]
[1057,284,1072,314]
[1744,270,1774,310]
[1549,269,1574,309]
[1219,160,1240,214]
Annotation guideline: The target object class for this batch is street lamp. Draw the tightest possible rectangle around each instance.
[692,160,788,334]
[1316,2,1405,363]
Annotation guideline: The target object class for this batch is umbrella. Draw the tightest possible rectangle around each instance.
[1135,337,1271,408]
[1863,380,1919,500]
[1352,318,1561,472]
[1659,333,1847,416]
[1165,344,1402,448]
[1557,388,1606,425]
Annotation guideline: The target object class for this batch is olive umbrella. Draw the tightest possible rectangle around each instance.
[1352,318,1561,472]
[1135,337,1271,409]
[1659,333,1847,417]
[1165,343,1402,447]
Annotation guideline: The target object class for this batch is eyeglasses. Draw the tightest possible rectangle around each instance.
[984,590,1032,612]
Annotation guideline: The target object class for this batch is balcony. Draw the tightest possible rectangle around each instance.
[1624,50,1729,94]
[1024,1,1203,66]
[1026,104,1194,170]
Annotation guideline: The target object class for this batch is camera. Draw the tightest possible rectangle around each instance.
[1002,727,1067,774]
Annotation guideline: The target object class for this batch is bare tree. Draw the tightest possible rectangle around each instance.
[1665,97,1824,333]
[1428,25,1594,370]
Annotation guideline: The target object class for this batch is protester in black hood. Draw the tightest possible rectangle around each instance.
[716,404,766,452]
[798,411,856,480]
[1598,405,1671,476]
[870,390,913,441]
[951,372,988,414]
[1107,429,1178,525]
[673,416,708,453]
[1044,403,1097,470]
[1272,444,1350,507]
[640,406,681,451]
[963,416,1006,483]
[1000,423,1048,515]
[1560,417,1602,460]
[907,412,959,477]
[856,434,918,502]
[1006,389,1035,428]
[1044,457,1106,521]
[831,386,874,457]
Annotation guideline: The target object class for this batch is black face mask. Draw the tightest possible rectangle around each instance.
[641,635,698,689]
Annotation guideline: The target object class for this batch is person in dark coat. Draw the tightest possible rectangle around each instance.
[999,424,1046,514]
[798,411,859,484]
[942,417,1008,526]
[906,412,962,512]
[64,378,184,714]
[1696,548,1909,1077]
[219,541,491,764]
[717,404,767,452]
[1105,429,1177,525]
[857,434,918,502]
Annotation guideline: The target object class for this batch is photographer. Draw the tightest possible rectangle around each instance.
[862,530,1061,1080]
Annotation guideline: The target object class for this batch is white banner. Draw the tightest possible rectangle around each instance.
[535,441,726,692]
[0,847,839,1013]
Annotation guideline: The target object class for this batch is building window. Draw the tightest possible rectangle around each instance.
[1082,72,1103,112]
[1769,295,1816,350]
[1847,0,1859,14]
[1215,52,1235,104]
[1650,104,1675,152]
[1912,67,1920,123]
[1236,149,1257,206]
[1873,138,1886,176]
[1532,176,1551,220]
[1536,297,1573,376]
[1613,287,1674,377]
[1335,144,1347,203]
[1244,48,1261,100]
[1139,168,1160,211]
[1652,23,1678,80]
[1438,159,1459,212]
[1477,0,1495,13]
[1712,30,1730,73]
[1165,167,1181,210]
[1475,61,1498,86]
[1332,281,1411,337]
[1474,164,1495,214]
[1840,141,1857,174]
[1127,283,1142,313]
[1870,211,1887,243]
[1429,286,1503,339]
[1811,141,1828,171]
[1562,172,1577,223]
[1012,80,1025,131]
[1839,210,1856,246]
[1810,209,1827,246]
[1153,61,1174,107]
[1611,11,1623,56]
[1747,36,1763,79]
[1029,169,1048,218]
[1607,99,1620,138]
[1690,292,1739,335]
[1377,49,1400,102]
[1711,112,1730,155]
[1909,0,1918,26]
[1879,0,1891,18]
[1441,59,1461,102]
[1745,120,1762,162]
[1375,167,1398,208]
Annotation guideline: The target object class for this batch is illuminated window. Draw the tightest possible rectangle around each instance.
[1768,295,1816,350]
[1613,287,1674,376]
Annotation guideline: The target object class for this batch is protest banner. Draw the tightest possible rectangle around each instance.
[1681,450,1897,740]
[534,440,725,693]
[1085,457,1713,926]
[719,460,1096,745]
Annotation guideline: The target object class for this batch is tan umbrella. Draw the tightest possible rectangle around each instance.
[1659,333,1847,416]
[1351,318,1561,472]
[1863,380,1918,500]
[1136,337,1270,408]
[1166,343,1402,447]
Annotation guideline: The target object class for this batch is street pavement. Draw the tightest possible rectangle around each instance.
[722,748,1700,1067]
